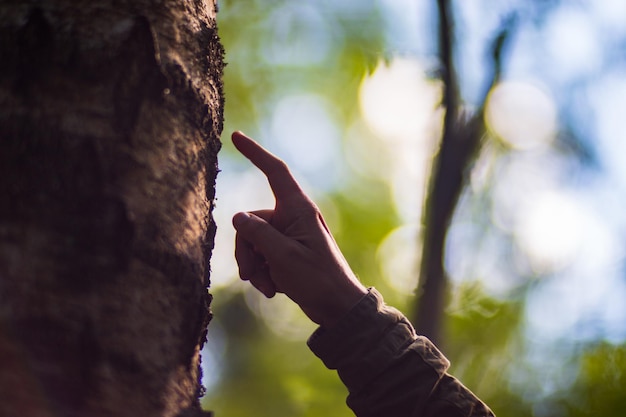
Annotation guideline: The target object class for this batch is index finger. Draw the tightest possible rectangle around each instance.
[232,131,304,201]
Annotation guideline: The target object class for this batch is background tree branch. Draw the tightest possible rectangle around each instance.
[412,1,515,345]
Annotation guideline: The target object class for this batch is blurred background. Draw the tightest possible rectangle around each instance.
[203,1,626,416]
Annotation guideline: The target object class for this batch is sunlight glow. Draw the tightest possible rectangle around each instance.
[244,289,316,341]
[209,0,626,412]
[590,0,626,36]
[359,58,441,141]
[490,150,571,234]
[210,169,276,289]
[268,94,343,190]
[545,6,602,80]
[358,58,442,222]
[263,4,331,66]
[588,73,626,188]
[514,190,585,274]
[377,224,421,293]
[486,81,558,150]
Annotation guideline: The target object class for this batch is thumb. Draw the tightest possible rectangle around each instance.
[232,212,287,259]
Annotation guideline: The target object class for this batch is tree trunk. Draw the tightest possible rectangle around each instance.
[0,1,223,416]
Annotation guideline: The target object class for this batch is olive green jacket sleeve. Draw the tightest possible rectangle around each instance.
[307,288,495,417]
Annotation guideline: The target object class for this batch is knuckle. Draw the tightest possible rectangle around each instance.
[295,203,321,222]
[267,158,291,179]
[272,158,290,174]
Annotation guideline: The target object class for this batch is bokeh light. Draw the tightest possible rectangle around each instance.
[207,1,626,416]
[544,6,602,81]
[359,58,441,141]
[514,190,585,274]
[358,58,442,222]
[267,94,344,190]
[377,224,421,294]
[263,4,332,66]
[486,81,558,150]
[244,289,317,342]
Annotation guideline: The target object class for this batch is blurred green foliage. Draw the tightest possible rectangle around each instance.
[205,1,626,416]
[218,0,384,138]
[207,2,392,415]
[564,343,626,417]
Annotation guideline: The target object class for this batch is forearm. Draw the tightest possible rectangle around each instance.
[307,289,494,417]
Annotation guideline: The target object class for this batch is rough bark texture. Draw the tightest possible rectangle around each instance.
[0,1,223,416]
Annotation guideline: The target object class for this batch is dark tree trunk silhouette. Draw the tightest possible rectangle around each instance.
[0,1,223,416]
[413,0,513,345]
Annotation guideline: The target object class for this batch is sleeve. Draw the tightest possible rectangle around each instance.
[307,288,495,417]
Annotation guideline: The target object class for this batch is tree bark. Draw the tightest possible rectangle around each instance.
[0,1,223,416]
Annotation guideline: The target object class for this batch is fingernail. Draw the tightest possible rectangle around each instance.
[232,212,250,228]
[232,131,249,141]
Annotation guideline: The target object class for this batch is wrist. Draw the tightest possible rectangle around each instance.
[320,282,368,328]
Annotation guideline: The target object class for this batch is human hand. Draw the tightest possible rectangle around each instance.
[231,131,367,328]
